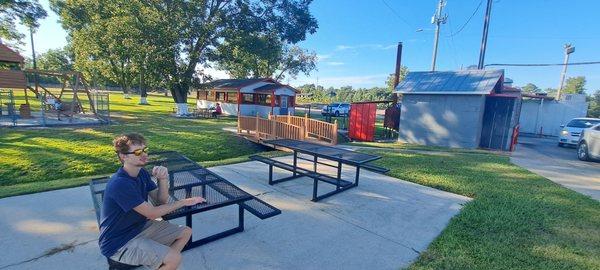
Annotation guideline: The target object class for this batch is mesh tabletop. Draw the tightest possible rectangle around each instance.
[90,151,281,224]
[264,139,380,165]
[145,151,201,173]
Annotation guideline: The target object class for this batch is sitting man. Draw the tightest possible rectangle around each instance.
[211,102,222,118]
[99,133,205,269]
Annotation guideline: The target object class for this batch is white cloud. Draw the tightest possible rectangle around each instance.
[324,61,345,66]
[317,54,332,61]
[335,45,354,51]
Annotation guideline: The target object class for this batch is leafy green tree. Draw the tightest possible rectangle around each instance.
[0,0,47,47]
[53,0,317,114]
[543,87,557,97]
[562,76,586,94]
[36,47,73,71]
[385,66,408,90]
[587,90,600,118]
[521,83,541,93]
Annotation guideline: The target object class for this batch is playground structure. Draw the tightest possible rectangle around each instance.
[0,43,109,127]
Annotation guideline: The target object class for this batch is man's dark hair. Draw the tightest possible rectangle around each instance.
[113,133,146,155]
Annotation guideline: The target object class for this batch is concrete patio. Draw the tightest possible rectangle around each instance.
[0,156,470,270]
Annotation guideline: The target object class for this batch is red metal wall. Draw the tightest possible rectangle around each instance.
[349,102,377,141]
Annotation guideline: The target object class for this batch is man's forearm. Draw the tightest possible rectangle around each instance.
[157,179,170,205]
[150,200,184,219]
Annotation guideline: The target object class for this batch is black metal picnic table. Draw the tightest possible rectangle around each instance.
[260,139,385,202]
[90,151,280,252]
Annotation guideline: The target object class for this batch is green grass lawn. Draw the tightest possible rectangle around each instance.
[2,90,599,269]
[362,147,600,269]
[0,91,273,198]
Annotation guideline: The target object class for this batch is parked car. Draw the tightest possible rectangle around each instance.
[577,123,600,161]
[321,103,350,116]
[558,117,600,147]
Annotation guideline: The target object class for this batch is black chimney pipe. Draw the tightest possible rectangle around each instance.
[393,42,403,88]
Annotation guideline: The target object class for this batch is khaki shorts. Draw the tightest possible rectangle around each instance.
[110,220,185,269]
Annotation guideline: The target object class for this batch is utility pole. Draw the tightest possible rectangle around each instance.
[557,43,575,100]
[477,0,493,69]
[30,26,45,126]
[431,0,447,71]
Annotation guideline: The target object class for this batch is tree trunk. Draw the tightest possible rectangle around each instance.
[171,83,189,116]
[139,65,149,105]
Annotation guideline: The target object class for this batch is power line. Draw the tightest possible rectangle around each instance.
[380,0,414,28]
[448,0,483,37]
[485,61,600,67]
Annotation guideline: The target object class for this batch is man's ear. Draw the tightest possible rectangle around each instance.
[116,152,124,163]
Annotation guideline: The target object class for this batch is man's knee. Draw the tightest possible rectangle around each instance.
[162,249,182,268]
[180,226,192,239]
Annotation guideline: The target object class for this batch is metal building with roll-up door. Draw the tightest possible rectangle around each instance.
[394,69,521,151]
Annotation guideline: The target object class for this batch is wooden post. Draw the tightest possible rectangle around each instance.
[255,113,260,140]
[271,116,277,139]
[333,120,338,145]
[304,114,309,140]
[287,112,290,124]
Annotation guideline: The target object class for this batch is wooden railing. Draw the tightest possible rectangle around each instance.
[238,113,337,145]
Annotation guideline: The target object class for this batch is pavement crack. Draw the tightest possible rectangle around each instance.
[318,208,421,255]
[0,239,97,269]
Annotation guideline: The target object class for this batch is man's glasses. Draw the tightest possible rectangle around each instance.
[122,147,148,156]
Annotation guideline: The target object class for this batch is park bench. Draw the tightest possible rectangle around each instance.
[89,151,280,270]
[250,139,387,202]
[249,155,353,188]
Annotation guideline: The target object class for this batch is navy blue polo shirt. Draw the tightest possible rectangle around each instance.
[98,167,157,257]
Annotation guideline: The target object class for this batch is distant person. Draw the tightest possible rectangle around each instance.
[212,103,222,118]
[98,133,205,269]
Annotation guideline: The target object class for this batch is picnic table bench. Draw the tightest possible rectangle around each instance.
[250,139,388,202]
[89,151,280,269]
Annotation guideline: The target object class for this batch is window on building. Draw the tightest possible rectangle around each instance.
[242,93,254,104]
[227,92,238,103]
[256,94,272,106]
[197,90,208,100]
[216,91,226,101]
[288,96,295,107]
[207,90,216,101]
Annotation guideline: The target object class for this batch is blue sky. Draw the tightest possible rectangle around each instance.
[16,0,600,94]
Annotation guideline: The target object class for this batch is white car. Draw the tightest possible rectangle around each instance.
[321,103,350,116]
[558,118,600,147]
[577,123,600,161]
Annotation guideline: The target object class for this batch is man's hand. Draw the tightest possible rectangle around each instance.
[152,166,169,182]
[181,197,206,206]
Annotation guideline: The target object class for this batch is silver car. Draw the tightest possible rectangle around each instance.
[577,123,600,161]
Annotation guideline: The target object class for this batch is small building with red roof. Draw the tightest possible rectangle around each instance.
[196,78,298,117]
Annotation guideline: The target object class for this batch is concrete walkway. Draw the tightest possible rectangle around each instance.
[0,156,469,270]
[511,136,600,201]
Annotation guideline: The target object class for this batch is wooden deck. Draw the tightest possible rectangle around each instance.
[238,113,338,145]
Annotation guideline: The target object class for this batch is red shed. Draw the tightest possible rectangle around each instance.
[348,102,378,141]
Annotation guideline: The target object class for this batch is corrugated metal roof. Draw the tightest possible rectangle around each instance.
[0,44,24,63]
[254,84,281,92]
[253,84,300,94]
[200,78,272,89]
[394,69,504,95]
